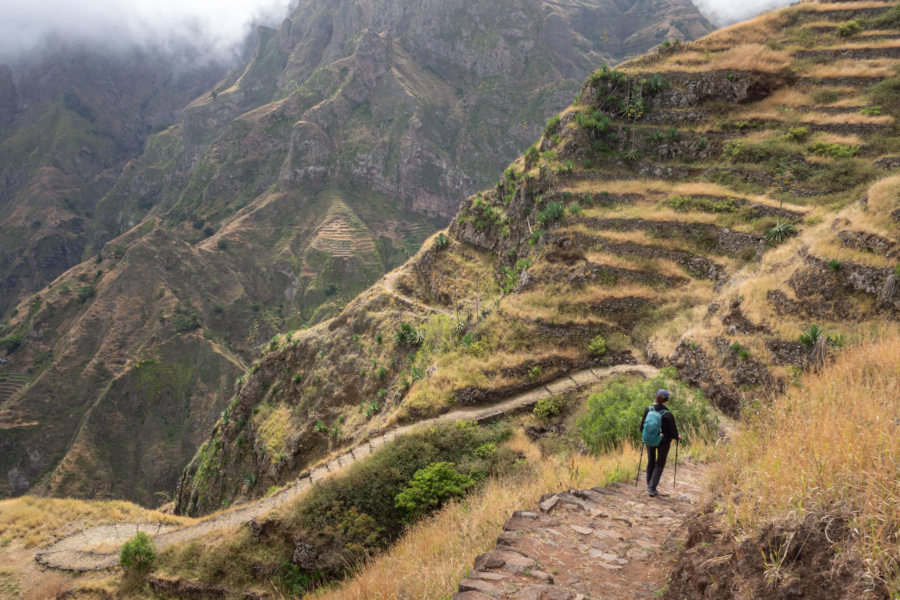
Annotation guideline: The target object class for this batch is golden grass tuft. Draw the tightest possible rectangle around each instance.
[307,431,638,600]
[655,44,792,74]
[804,58,898,78]
[712,328,900,584]
[0,496,191,548]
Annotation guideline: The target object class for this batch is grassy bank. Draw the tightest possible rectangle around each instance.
[711,328,900,592]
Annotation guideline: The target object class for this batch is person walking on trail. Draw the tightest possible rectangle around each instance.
[639,389,680,497]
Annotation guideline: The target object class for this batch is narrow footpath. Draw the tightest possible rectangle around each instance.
[35,363,658,572]
[453,462,707,600]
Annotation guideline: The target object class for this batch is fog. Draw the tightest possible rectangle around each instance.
[692,0,798,26]
[0,0,296,62]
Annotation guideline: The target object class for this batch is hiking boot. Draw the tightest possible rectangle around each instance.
[648,489,658,497]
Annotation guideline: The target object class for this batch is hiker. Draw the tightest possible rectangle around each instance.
[639,389,680,497]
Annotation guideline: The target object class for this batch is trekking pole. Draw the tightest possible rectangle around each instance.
[673,438,679,489]
[634,443,644,487]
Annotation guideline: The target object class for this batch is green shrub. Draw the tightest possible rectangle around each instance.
[0,334,23,354]
[647,73,668,93]
[784,126,810,142]
[799,324,824,348]
[289,422,511,572]
[533,396,564,420]
[859,106,883,116]
[577,368,718,454]
[434,233,450,250]
[866,4,900,28]
[217,238,228,250]
[665,195,738,214]
[810,142,859,158]
[827,258,842,272]
[588,335,607,357]
[120,532,156,573]
[574,109,611,133]
[525,145,540,166]
[394,323,425,347]
[544,115,561,137]
[528,365,543,381]
[394,462,473,520]
[76,284,95,303]
[868,77,900,114]
[536,201,565,226]
[837,20,861,37]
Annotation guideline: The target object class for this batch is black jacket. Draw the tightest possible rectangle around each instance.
[639,403,679,443]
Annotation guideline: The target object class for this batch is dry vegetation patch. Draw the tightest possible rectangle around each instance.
[707,329,900,594]
[0,497,190,548]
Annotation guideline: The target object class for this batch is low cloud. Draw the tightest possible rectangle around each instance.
[692,0,796,26]
[0,0,295,62]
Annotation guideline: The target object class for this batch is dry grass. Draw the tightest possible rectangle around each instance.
[737,106,892,124]
[712,328,900,586]
[0,496,191,548]
[656,44,792,74]
[867,174,900,216]
[502,283,659,326]
[559,179,807,215]
[813,131,867,145]
[582,251,692,280]
[807,1,895,10]
[307,430,639,600]
[804,58,898,78]
[675,10,787,49]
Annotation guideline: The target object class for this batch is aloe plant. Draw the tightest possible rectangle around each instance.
[765,221,797,245]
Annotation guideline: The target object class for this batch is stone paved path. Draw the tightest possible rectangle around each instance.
[453,461,707,600]
[35,363,658,572]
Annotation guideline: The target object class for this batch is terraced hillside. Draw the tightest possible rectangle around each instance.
[176,0,900,517]
[0,0,714,505]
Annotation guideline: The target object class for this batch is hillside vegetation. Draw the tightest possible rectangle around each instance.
[175,0,900,520]
[0,0,713,506]
[667,328,900,598]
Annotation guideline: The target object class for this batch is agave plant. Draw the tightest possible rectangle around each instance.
[799,324,824,348]
[765,221,797,245]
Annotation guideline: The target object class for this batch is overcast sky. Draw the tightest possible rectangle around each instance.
[0,0,296,62]
[0,0,797,63]
[693,0,797,26]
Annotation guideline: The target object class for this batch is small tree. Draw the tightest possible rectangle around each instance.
[120,531,156,573]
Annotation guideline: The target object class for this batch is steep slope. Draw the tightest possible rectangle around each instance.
[0,0,713,505]
[0,42,230,317]
[174,0,900,516]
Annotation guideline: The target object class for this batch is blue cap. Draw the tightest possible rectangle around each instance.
[656,389,669,400]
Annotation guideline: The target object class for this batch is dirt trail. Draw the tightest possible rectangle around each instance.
[35,363,659,572]
[381,269,455,317]
[452,461,708,600]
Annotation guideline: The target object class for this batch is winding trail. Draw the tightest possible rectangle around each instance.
[35,364,657,572]
[381,269,455,317]
[36,269,656,572]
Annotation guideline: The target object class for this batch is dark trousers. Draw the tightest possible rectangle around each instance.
[646,440,671,492]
